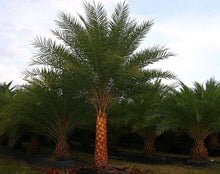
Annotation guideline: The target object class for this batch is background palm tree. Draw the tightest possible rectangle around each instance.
[0,81,18,146]
[1,73,84,159]
[25,2,174,166]
[127,81,171,156]
[0,81,15,117]
[165,78,220,159]
[0,87,37,148]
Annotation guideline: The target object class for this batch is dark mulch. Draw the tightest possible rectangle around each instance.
[0,145,142,173]
[0,145,80,169]
[34,165,146,174]
[0,145,219,173]
[109,150,219,168]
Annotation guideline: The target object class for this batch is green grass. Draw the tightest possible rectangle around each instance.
[0,154,42,174]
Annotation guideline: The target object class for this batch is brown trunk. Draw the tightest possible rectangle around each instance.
[28,136,40,153]
[191,139,208,159]
[143,138,156,156]
[94,111,108,167]
[53,134,71,159]
[209,135,219,150]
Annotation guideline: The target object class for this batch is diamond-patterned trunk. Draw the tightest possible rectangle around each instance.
[144,138,156,156]
[94,111,108,167]
[191,139,208,159]
[53,134,71,159]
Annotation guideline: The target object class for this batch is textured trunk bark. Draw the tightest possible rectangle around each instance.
[94,111,108,167]
[143,138,156,156]
[53,134,71,159]
[209,135,219,150]
[28,136,40,153]
[191,139,208,159]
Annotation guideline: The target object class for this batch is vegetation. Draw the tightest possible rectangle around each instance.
[0,1,220,174]
[0,155,41,174]
[23,1,174,167]
[164,79,220,159]
[127,80,172,156]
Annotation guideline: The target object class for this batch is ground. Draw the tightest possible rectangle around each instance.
[0,144,220,174]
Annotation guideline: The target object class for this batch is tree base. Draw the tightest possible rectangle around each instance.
[191,140,208,159]
[144,139,156,157]
[53,141,71,159]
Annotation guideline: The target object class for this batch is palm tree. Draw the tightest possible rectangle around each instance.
[0,81,18,146]
[165,79,220,159]
[27,77,85,159]
[0,81,15,115]
[1,74,84,159]
[127,81,171,156]
[25,2,174,166]
[0,87,35,148]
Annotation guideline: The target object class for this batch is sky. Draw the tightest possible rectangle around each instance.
[0,0,220,87]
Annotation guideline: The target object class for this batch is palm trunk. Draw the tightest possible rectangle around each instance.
[209,135,219,150]
[94,110,108,167]
[143,138,156,156]
[53,134,71,159]
[28,136,40,153]
[191,139,208,159]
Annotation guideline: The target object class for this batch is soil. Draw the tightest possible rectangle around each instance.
[0,145,219,173]
[0,145,79,169]
[0,145,136,173]
[109,150,219,168]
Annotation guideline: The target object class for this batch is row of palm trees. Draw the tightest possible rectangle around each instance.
[108,79,220,159]
[0,2,220,168]
[0,78,220,160]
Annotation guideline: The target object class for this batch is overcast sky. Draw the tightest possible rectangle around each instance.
[0,0,220,87]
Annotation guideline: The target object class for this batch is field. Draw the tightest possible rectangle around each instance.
[1,143,220,174]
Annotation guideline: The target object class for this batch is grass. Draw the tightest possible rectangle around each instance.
[0,154,42,174]
[2,142,220,174]
[71,149,220,174]
[109,159,220,174]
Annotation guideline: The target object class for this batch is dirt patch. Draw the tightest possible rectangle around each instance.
[0,145,80,169]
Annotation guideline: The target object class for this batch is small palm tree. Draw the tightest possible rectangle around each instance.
[27,78,84,159]
[0,81,15,115]
[1,74,84,159]
[127,81,171,156]
[0,87,36,147]
[0,81,18,146]
[165,78,220,159]
[25,2,174,166]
